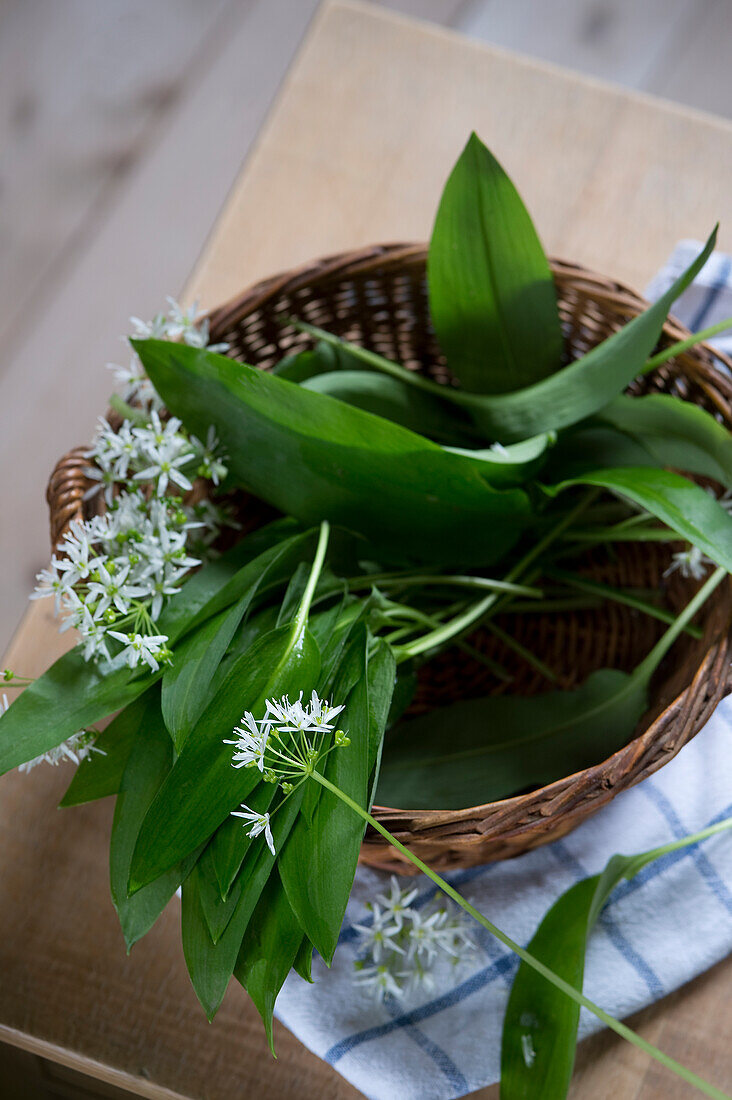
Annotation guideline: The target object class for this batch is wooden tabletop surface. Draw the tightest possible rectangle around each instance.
[2,2,731,1097]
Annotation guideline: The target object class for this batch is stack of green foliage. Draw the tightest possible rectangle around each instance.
[1,134,731,1082]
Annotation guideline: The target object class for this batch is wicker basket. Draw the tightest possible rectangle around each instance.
[47,244,732,873]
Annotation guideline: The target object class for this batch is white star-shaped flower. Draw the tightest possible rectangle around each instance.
[664,545,712,581]
[108,631,169,671]
[224,712,270,771]
[375,875,419,931]
[231,804,275,855]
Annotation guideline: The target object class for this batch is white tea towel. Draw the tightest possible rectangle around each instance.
[275,248,732,1100]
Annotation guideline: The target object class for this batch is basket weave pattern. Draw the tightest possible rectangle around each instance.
[47,245,732,873]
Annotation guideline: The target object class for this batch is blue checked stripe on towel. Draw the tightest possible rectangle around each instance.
[273,246,732,1100]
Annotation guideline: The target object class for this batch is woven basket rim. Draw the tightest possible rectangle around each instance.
[204,242,732,376]
[46,243,732,867]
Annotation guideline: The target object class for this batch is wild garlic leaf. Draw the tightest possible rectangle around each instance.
[158,517,304,643]
[161,531,315,749]
[428,132,563,394]
[59,691,152,807]
[297,230,716,443]
[110,691,199,949]
[302,370,481,446]
[551,466,732,572]
[128,622,321,893]
[317,598,373,697]
[133,338,531,567]
[292,936,315,983]
[444,433,555,487]
[208,783,278,902]
[162,598,251,753]
[365,638,397,808]
[0,653,156,777]
[234,868,306,1053]
[595,394,732,490]
[272,338,374,383]
[500,817,732,1100]
[376,669,647,810]
[181,787,305,1020]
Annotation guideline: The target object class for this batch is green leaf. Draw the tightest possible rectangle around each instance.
[161,530,314,748]
[110,692,197,949]
[377,668,647,809]
[162,599,250,751]
[129,621,321,893]
[386,667,418,729]
[158,517,302,643]
[273,338,372,383]
[181,787,304,1019]
[302,370,481,446]
[364,638,397,806]
[317,597,372,697]
[208,781,277,903]
[234,868,306,1052]
[272,340,341,382]
[551,466,732,572]
[0,652,155,777]
[595,394,732,489]
[542,424,655,480]
[59,692,151,807]
[444,433,554,487]
[133,339,530,567]
[300,230,717,443]
[292,937,315,983]
[500,817,732,1099]
[428,132,562,394]
[279,631,374,962]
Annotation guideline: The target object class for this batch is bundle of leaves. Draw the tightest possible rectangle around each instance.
[2,134,732,1098]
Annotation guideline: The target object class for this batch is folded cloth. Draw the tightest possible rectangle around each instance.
[274,248,732,1100]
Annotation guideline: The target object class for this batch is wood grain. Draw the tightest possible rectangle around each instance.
[2,2,731,1097]
[0,0,234,354]
[0,0,322,652]
[456,0,698,88]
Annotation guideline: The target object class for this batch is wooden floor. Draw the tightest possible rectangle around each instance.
[2,0,732,652]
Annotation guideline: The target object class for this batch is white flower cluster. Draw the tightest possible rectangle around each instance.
[0,694,101,773]
[85,413,227,505]
[112,297,229,412]
[31,300,232,672]
[353,877,476,1001]
[227,691,348,856]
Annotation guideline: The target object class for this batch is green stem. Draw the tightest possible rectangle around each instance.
[507,597,602,614]
[108,393,151,426]
[566,526,679,543]
[482,620,558,684]
[643,316,732,374]
[294,521,330,635]
[293,320,442,397]
[637,566,726,680]
[311,769,731,1100]
[349,573,542,599]
[545,568,703,639]
[396,492,599,663]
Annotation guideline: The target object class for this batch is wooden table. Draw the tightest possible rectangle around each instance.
[2,2,731,1096]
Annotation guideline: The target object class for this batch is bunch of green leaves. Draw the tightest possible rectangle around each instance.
[2,129,732,1055]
